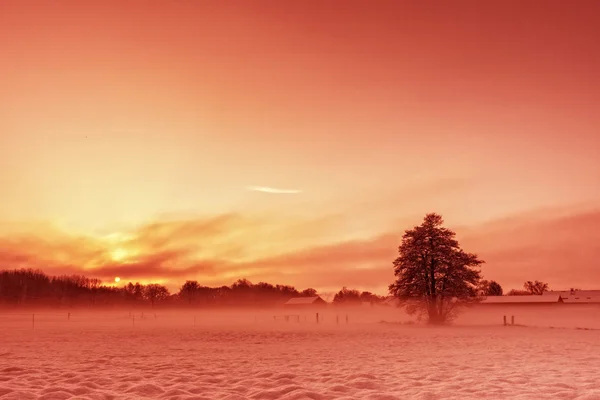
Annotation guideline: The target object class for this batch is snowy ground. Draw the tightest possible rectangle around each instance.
[1,307,600,400]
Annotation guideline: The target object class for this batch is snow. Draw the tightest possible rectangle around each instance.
[1,306,599,399]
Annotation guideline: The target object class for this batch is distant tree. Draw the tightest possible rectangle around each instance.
[359,291,386,304]
[524,280,549,295]
[507,289,530,296]
[133,283,144,300]
[275,284,300,298]
[333,287,362,304]
[479,280,503,296]
[487,281,503,296]
[179,280,200,305]
[143,284,170,307]
[300,288,318,297]
[389,213,484,324]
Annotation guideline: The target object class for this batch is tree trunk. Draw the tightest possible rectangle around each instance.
[427,295,442,324]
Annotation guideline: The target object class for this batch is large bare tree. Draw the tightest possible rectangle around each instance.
[389,213,483,324]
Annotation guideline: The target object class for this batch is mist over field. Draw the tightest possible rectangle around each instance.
[2,305,600,399]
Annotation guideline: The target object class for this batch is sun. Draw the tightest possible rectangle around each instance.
[114,277,121,283]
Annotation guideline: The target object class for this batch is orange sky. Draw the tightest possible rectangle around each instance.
[1,1,599,294]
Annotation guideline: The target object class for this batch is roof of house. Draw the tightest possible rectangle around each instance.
[480,295,563,304]
[284,296,326,305]
[545,290,600,303]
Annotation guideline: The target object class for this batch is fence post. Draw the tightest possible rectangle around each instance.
[346,315,349,324]
[316,313,319,324]
[133,315,135,327]
[32,314,35,330]
[336,315,339,324]
[503,315,507,326]
[68,312,70,321]
[511,315,515,325]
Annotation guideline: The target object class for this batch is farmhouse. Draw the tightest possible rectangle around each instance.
[283,296,327,308]
[480,294,563,305]
[544,290,600,304]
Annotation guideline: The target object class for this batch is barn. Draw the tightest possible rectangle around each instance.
[283,296,327,308]
[544,290,600,304]
[479,294,563,305]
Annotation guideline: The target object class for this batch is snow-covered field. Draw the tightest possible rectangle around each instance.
[1,307,600,400]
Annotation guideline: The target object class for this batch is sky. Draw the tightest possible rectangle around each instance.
[1,0,600,295]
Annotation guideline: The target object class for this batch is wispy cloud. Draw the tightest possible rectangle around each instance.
[247,186,302,194]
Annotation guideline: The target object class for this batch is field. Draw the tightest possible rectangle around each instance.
[1,306,600,400]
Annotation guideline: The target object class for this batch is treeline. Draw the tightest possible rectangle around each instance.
[0,269,324,308]
[332,287,386,305]
[0,269,379,308]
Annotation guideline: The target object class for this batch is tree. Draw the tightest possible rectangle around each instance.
[486,281,503,296]
[524,280,549,295]
[360,291,385,304]
[507,289,530,296]
[300,288,318,297]
[389,213,484,324]
[333,287,362,304]
[479,280,503,296]
[179,280,200,305]
[143,284,170,307]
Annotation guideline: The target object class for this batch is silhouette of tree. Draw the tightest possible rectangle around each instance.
[300,288,318,297]
[359,291,385,304]
[0,268,322,308]
[479,280,503,296]
[389,213,483,324]
[333,287,362,304]
[143,284,170,307]
[179,280,200,305]
[507,289,530,295]
[524,280,549,295]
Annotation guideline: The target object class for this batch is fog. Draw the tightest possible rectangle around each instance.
[2,305,600,399]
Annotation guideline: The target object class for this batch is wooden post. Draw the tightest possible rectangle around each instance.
[68,312,70,321]
[503,315,507,326]
[32,314,35,330]
[316,313,319,324]
[133,315,135,327]
[346,315,349,324]
[511,316,515,325]
[336,315,339,324]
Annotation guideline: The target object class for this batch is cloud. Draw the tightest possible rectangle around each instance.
[1,205,600,294]
[0,211,345,287]
[247,186,302,194]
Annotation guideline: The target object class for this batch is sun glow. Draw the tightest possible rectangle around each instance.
[114,277,121,283]
[110,248,129,262]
